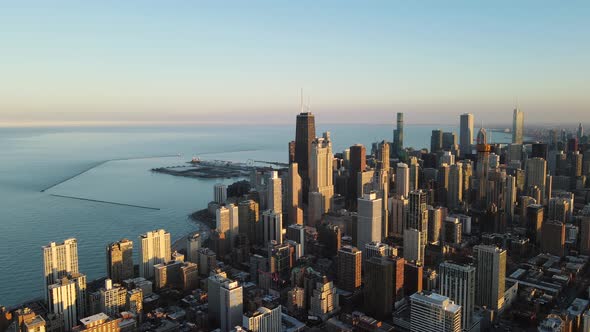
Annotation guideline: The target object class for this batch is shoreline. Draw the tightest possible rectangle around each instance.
[171,209,215,252]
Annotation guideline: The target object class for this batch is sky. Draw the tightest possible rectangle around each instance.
[1,1,589,126]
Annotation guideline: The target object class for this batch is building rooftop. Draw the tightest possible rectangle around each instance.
[79,313,110,326]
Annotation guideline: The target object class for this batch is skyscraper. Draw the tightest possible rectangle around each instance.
[475,127,491,206]
[243,304,282,332]
[186,233,201,264]
[389,195,408,237]
[43,238,79,301]
[262,210,283,245]
[364,256,404,320]
[139,229,171,279]
[310,132,334,214]
[337,245,362,292]
[393,112,404,157]
[410,292,462,332]
[106,239,134,284]
[512,108,524,144]
[460,113,474,156]
[295,112,316,202]
[431,129,443,153]
[439,262,475,329]
[48,277,78,331]
[267,171,282,214]
[286,162,303,226]
[448,163,463,210]
[356,192,382,251]
[214,183,227,204]
[220,280,244,332]
[474,245,506,310]
[396,163,410,198]
[526,157,547,204]
[407,190,428,231]
[348,144,367,206]
[403,228,424,264]
[239,199,261,246]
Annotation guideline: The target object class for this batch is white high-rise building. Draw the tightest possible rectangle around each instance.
[474,245,506,310]
[262,210,283,245]
[403,228,424,264]
[220,280,243,332]
[214,183,227,204]
[410,292,462,332]
[525,158,547,204]
[357,192,382,252]
[48,277,78,331]
[268,171,282,213]
[139,229,171,279]
[460,113,474,157]
[43,238,79,301]
[395,163,410,198]
[439,262,476,329]
[512,108,524,144]
[186,233,201,264]
[310,132,334,213]
[243,305,282,332]
[208,273,229,327]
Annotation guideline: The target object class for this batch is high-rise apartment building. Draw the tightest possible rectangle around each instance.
[310,132,334,215]
[512,108,524,144]
[286,162,303,226]
[460,113,474,156]
[389,195,408,237]
[474,245,506,310]
[526,158,547,204]
[403,228,424,264]
[262,210,282,245]
[267,171,282,214]
[48,277,78,331]
[396,163,410,198]
[356,192,382,252]
[106,239,133,284]
[139,229,171,279]
[448,163,463,210]
[214,183,227,204]
[393,113,404,157]
[220,280,244,332]
[186,233,201,264]
[410,292,462,332]
[238,199,261,246]
[243,304,282,332]
[43,238,79,301]
[337,245,362,292]
[439,262,475,329]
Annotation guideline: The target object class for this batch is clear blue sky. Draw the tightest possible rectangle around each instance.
[1,1,588,126]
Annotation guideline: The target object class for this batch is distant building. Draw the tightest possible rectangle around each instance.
[214,183,227,204]
[460,113,474,156]
[512,108,524,144]
[43,238,79,301]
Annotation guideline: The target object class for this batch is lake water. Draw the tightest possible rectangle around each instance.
[0,123,512,306]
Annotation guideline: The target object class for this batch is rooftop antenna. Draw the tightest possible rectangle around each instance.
[300,88,304,112]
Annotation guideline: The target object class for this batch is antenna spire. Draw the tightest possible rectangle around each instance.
[300,88,304,112]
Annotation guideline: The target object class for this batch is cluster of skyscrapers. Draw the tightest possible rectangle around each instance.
[5,107,590,332]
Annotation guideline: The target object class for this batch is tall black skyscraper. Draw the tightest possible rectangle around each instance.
[295,112,316,203]
[393,113,404,157]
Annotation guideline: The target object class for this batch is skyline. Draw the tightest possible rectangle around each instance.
[1,1,589,126]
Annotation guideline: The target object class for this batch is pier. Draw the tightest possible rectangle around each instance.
[50,194,160,210]
[40,154,179,192]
